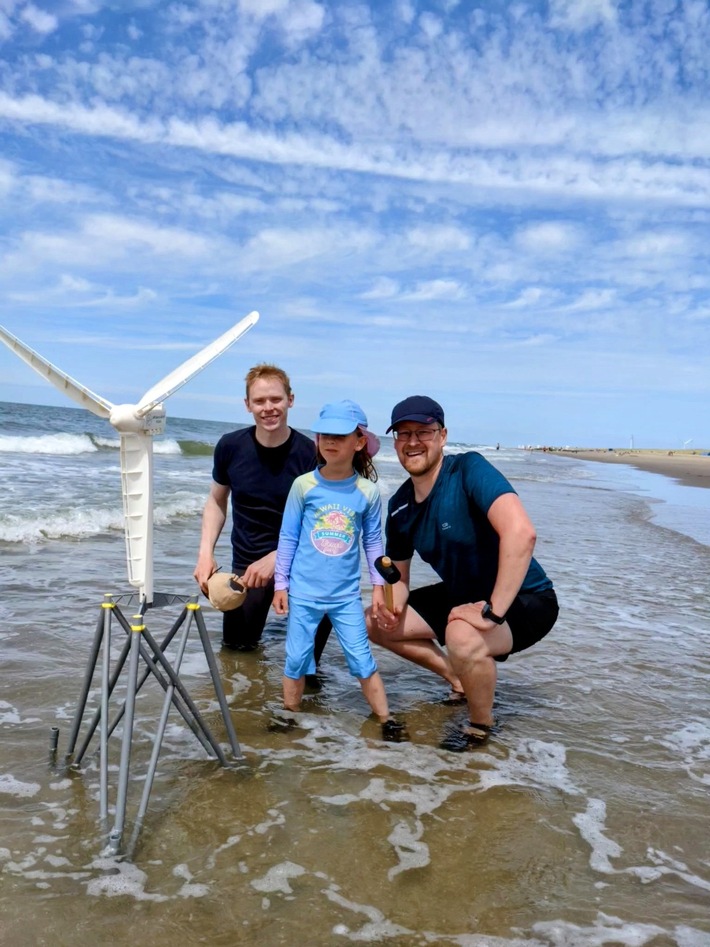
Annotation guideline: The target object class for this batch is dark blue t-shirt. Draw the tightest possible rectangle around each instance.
[212,426,317,570]
[386,452,553,604]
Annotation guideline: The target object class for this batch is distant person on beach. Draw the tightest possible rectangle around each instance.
[272,400,407,742]
[194,363,331,664]
[367,395,558,750]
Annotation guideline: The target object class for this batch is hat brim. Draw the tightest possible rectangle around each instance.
[311,418,358,435]
[386,413,441,433]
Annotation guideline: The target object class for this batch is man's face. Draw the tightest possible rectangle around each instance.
[392,422,446,476]
[245,377,294,434]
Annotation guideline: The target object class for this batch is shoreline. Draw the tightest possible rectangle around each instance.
[539,448,710,490]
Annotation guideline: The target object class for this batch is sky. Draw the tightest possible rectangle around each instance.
[0,0,708,449]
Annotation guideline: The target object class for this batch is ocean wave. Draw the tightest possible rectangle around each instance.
[154,439,182,455]
[0,433,99,455]
[177,439,216,457]
[0,494,204,544]
[0,432,184,456]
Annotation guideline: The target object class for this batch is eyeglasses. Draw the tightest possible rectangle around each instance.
[392,428,441,443]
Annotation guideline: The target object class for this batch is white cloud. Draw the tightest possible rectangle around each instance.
[505,287,552,309]
[549,0,617,31]
[403,279,466,302]
[623,232,690,258]
[515,221,584,254]
[19,3,58,34]
[407,226,470,252]
[565,289,617,311]
[239,0,325,42]
[240,0,290,17]
[1,214,215,278]
[419,12,442,39]
[239,225,375,271]
[360,277,399,300]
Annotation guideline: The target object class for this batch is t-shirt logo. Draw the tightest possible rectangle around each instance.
[311,506,355,556]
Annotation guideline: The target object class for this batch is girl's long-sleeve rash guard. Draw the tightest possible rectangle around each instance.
[274,467,384,604]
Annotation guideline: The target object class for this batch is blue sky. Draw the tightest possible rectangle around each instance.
[0,0,708,448]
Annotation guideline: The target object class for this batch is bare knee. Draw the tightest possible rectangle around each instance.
[445,619,488,664]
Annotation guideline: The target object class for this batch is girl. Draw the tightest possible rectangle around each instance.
[273,399,406,742]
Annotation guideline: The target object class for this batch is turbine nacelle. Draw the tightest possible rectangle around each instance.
[110,403,166,436]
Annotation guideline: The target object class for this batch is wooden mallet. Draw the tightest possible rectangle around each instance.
[374,555,401,612]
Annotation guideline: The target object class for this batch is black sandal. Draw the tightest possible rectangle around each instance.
[462,722,493,746]
[439,721,493,752]
[382,717,410,743]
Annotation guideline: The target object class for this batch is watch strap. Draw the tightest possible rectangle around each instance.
[483,602,506,624]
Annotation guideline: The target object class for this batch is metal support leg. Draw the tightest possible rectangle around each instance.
[99,599,113,823]
[108,612,143,854]
[194,603,243,759]
[65,603,106,758]
[64,590,245,858]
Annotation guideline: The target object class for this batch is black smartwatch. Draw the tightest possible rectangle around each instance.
[482,602,506,625]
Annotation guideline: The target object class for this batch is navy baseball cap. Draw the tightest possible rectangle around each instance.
[386,396,445,433]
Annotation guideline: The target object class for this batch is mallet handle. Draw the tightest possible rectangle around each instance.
[381,556,395,612]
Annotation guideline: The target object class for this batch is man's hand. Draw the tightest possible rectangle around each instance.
[193,555,218,596]
[241,551,277,588]
[448,601,497,632]
[272,589,288,615]
[373,596,403,635]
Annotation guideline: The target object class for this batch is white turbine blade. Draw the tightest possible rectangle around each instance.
[0,324,113,419]
[136,311,259,416]
[120,431,154,604]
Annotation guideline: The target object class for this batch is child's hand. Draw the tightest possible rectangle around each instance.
[273,589,289,615]
[371,585,386,611]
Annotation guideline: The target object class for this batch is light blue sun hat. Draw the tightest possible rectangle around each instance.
[311,400,380,456]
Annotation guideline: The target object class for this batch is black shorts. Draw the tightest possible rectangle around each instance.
[407,584,558,662]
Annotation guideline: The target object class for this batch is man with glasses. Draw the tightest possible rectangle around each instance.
[368,396,558,750]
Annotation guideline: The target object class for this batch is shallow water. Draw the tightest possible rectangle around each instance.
[1,403,709,946]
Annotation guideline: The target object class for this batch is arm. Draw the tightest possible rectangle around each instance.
[449,492,536,630]
[273,481,305,593]
[193,481,230,594]
[361,488,385,587]
[487,492,536,614]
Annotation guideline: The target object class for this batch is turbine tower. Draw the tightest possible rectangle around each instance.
[0,313,259,605]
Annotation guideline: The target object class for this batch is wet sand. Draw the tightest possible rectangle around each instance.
[548,448,710,489]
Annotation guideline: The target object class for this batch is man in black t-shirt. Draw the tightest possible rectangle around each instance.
[194,364,331,657]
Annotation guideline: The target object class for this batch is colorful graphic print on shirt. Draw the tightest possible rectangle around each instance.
[311,504,356,556]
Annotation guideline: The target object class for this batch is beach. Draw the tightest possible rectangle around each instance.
[543,448,710,489]
[1,402,709,947]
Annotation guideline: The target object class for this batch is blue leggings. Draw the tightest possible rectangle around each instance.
[284,597,377,680]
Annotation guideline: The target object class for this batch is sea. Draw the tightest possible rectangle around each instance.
[1,400,708,947]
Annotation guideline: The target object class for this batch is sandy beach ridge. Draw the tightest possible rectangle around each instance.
[535,447,710,489]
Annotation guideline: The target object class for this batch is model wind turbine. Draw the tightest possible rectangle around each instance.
[0,312,259,605]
